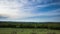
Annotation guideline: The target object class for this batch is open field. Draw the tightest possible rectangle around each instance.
[0,22,60,34]
[0,28,60,34]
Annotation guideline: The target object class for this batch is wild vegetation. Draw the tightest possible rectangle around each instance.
[0,21,60,34]
[0,28,60,34]
[0,21,60,30]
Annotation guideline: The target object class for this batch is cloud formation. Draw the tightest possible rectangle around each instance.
[0,0,60,22]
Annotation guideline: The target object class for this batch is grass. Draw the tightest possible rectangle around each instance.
[0,28,60,34]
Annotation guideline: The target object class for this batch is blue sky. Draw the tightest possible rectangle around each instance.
[0,0,60,22]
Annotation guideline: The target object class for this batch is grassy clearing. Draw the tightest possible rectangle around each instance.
[0,28,60,34]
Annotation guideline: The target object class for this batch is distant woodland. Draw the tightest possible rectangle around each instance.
[0,21,60,30]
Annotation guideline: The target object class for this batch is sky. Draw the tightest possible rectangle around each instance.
[0,0,60,22]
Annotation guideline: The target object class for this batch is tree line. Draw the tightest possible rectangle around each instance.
[0,22,60,30]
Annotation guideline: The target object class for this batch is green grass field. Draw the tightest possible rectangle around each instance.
[0,28,60,34]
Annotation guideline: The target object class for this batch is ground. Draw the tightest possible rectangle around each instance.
[0,28,60,34]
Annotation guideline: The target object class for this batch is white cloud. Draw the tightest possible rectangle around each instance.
[0,0,21,19]
[0,0,60,20]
